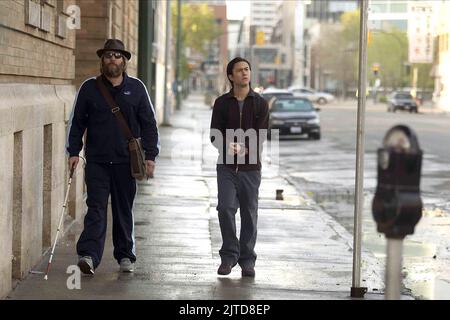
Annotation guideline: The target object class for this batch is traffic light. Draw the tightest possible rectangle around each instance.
[372,64,380,76]
[256,31,265,45]
[368,31,372,46]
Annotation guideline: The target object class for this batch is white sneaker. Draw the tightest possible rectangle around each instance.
[77,256,94,275]
[119,258,134,273]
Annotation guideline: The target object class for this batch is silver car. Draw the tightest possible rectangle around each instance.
[287,86,335,104]
[268,97,321,140]
[387,92,418,113]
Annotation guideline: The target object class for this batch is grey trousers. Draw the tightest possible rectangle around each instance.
[216,165,262,269]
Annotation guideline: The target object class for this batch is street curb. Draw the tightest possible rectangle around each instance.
[281,173,386,293]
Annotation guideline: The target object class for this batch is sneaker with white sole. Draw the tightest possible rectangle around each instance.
[119,258,134,273]
[77,256,94,275]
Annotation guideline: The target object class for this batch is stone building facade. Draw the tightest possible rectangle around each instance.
[0,0,170,298]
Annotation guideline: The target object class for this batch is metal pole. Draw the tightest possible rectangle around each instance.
[138,0,153,92]
[351,0,369,298]
[412,66,419,98]
[175,0,182,110]
[162,0,171,126]
[385,239,403,300]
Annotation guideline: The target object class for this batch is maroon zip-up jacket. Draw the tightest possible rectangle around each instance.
[210,88,269,171]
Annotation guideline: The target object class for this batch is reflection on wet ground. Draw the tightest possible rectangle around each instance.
[299,182,450,300]
[280,138,450,300]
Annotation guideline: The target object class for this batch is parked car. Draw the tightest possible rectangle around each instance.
[287,86,335,104]
[261,88,293,102]
[387,92,418,113]
[268,96,321,140]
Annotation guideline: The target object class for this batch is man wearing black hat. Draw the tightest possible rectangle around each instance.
[66,39,160,274]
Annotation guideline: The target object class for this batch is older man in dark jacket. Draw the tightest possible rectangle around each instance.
[67,39,160,275]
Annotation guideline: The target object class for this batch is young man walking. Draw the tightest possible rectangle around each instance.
[210,57,269,277]
[66,39,160,274]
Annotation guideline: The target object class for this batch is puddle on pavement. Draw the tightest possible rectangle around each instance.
[363,234,437,259]
[407,278,450,300]
[281,195,312,206]
[311,188,450,300]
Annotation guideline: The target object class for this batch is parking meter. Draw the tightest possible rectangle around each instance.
[372,125,423,299]
[372,125,423,239]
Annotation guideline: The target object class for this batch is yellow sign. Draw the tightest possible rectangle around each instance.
[274,55,280,64]
[355,88,369,98]
[256,31,265,45]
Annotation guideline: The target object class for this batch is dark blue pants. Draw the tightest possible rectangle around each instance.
[76,162,136,269]
[216,165,261,269]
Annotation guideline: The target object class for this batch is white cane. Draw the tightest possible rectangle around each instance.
[44,166,75,280]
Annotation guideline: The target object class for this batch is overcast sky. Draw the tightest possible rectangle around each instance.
[226,0,250,20]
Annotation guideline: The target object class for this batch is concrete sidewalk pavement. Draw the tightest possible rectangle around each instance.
[6,93,399,300]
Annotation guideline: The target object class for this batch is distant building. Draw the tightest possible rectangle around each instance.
[181,1,228,93]
[306,0,358,23]
[305,0,358,91]
[434,1,450,111]
[234,16,251,59]
[250,0,282,43]
[205,4,228,93]
[227,19,242,60]
[368,0,409,31]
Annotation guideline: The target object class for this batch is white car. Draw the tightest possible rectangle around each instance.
[287,86,335,104]
[261,87,293,102]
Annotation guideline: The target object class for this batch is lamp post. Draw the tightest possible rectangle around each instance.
[162,0,171,126]
[175,0,182,110]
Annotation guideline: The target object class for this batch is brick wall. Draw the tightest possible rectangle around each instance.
[0,0,81,299]
[0,0,144,299]
[75,0,139,88]
[0,0,76,83]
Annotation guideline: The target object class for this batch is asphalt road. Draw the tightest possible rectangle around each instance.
[322,101,450,164]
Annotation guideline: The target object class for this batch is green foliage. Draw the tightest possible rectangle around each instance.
[314,10,434,95]
[368,29,434,90]
[368,28,408,89]
[412,63,435,90]
[313,10,360,97]
[171,3,219,53]
[171,3,222,80]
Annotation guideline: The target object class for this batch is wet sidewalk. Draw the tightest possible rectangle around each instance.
[7,93,399,300]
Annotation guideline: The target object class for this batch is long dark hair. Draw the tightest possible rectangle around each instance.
[226,57,251,88]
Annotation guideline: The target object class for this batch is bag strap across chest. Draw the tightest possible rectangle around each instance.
[96,76,134,141]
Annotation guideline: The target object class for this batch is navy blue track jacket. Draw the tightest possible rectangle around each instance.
[67,73,160,163]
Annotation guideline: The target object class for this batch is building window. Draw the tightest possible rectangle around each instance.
[25,0,56,33]
[25,0,41,28]
[40,1,53,32]
[390,3,407,13]
[56,0,68,38]
[370,3,388,13]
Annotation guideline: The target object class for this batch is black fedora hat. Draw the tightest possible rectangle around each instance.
[96,39,131,60]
